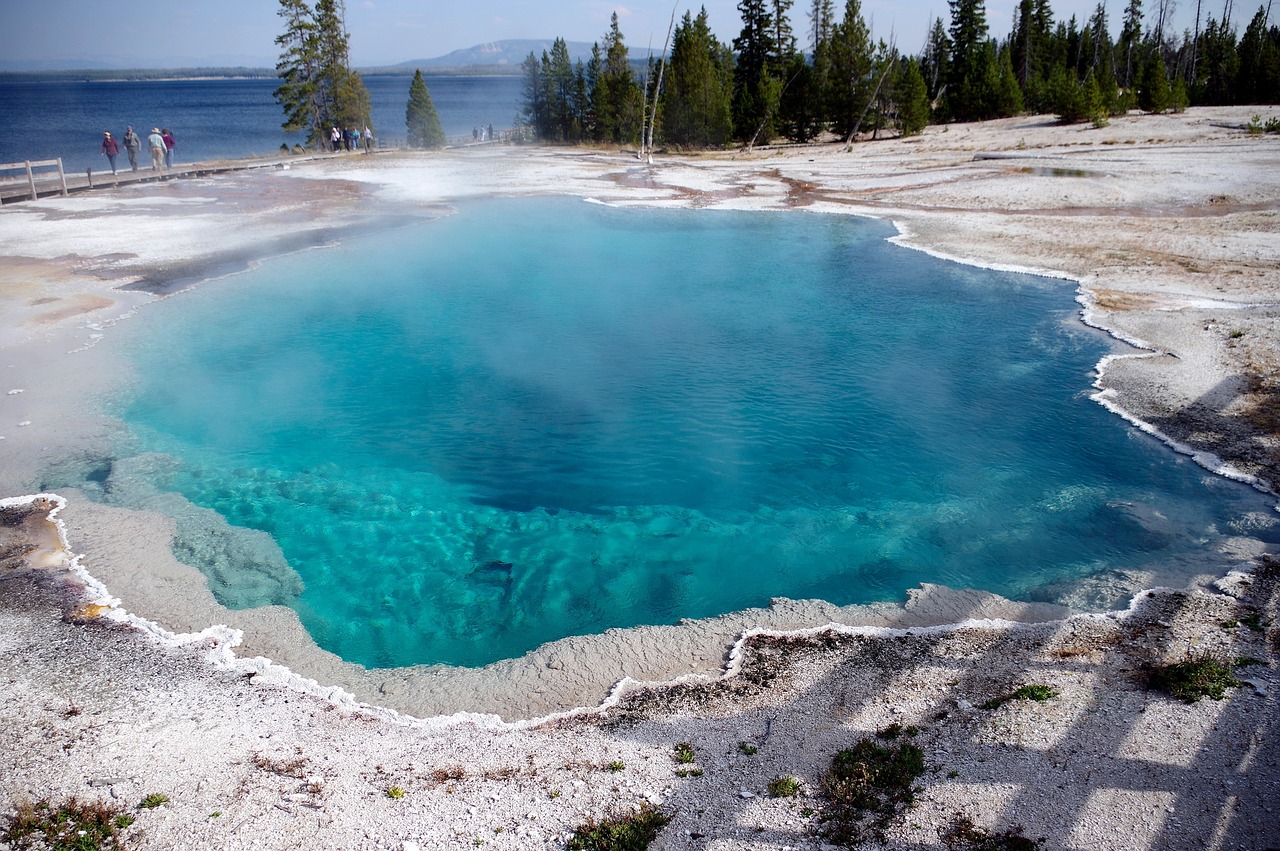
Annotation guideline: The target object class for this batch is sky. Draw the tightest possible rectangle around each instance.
[6,0,1212,71]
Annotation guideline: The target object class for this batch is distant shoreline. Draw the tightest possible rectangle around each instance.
[0,67,523,84]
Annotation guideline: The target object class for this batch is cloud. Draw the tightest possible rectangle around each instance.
[360,1,375,8]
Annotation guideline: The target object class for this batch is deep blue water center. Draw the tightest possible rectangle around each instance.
[112,198,1271,668]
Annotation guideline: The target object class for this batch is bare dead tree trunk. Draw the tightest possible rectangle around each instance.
[844,38,897,148]
[1192,0,1203,80]
[644,6,678,164]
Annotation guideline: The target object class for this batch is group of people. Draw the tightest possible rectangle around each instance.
[328,125,373,152]
[100,126,174,175]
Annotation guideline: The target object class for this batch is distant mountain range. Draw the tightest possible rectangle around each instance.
[1,39,660,74]
[393,40,599,69]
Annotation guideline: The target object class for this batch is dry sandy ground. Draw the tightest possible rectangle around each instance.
[1,106,1279,849]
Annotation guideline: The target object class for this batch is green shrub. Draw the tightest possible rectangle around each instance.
[768,775,802,798]
[566,803,672,851]
[940,815,1041,850]
[820,738,926,844]
[673,742,695,764]
[137,794,168,810]
[981,684,1058,710]
[2,798,132,851]
[1148,658,1240,702]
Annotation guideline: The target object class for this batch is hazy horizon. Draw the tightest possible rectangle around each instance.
[5,0,1215,75]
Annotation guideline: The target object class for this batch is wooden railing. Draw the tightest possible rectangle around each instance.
[0,158,68,202]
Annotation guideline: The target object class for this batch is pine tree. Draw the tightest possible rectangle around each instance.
[1120,0,1145,88]
[406,69,446,148]
[545,38,581,141]
[945,0,991,119]
[273,0,370,142]
[662,9,735,146]
[810,0,837,127]
[1237,6,1280,103]
[1138,51,1172,110]
[733,0,781,142]
[273,0,322,141]
[922,17,952,101]
[896,57,932,134]
[592,13,643,143]
[828,0,874,136]
[520,51,547,138]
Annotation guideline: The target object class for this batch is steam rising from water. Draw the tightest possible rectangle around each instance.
[76,198,1278,668]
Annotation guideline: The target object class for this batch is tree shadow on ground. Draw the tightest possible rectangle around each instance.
[595,561,1280,850]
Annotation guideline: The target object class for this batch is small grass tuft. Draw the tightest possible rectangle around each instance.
[768,775,802,798]
[819,737,926,845]
[566,802,672,851]
[1149,657,1241,702]
[981,684,1057,710]
[738,742,759,755]
[940,815,1041,850]
[605,760,626,773]
[137,794,168,810]
[673,742,695,764]
[876,722,919,739]
[2,797,132,851]
[386,785,406,799]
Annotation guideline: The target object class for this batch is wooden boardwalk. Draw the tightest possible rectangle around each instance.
[0,149,381,206]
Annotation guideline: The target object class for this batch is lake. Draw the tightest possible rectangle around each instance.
[0,74,523,176]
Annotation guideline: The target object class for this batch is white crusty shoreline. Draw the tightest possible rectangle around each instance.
[1,106,1279,849]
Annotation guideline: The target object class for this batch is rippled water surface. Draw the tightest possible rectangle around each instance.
[95,198,1276,667]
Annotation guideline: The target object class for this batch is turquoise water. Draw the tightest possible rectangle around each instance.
[98,198,1274,668]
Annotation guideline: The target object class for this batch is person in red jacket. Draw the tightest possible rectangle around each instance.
[100,131,120,175]
[161,129,175,168]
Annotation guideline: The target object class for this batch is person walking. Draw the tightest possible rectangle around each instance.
[100,131,120,175]
[123,126,141,171]
[161,129,175,168]
[147,128,166,171]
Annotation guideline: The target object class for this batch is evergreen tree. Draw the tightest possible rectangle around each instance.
[1193,16,1240,103]
[922,17,952,101]
[592,14,643,143]
[779,52,822,139]
[1120,0,1145,88]
[810,0,837,128]
[663,8,736,146]
[1237,6,1280,102]
[945,0,993,119]
[333,68,372,130]
[519,51,548,138]
[273,0,322,141]
[828,0,875,136]
[733,0,782,142]
[545,37,581,141]
[896,56,932,134]
[1087,3,1115,77]
[770,0,799,73]
[406,69,446,148]
[273,0,370,144]
[1138,50,1172,110]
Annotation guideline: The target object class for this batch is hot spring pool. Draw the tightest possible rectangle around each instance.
[72,197,1277,668]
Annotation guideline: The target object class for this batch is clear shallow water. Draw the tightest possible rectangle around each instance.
[93,198,1275,668]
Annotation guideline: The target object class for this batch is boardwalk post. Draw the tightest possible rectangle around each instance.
[57,158,68,196]
[25,161,37,201]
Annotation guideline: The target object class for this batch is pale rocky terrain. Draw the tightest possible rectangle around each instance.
[1,107,1278,849]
